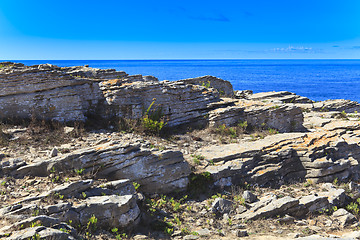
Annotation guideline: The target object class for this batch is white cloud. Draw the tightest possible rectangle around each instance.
[271,46,313,53]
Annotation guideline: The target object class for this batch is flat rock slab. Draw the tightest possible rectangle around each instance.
[237,196,299,220]
[198,133,306,163]
[16,141,191,194]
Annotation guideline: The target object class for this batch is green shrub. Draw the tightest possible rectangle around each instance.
[142,99,166,135]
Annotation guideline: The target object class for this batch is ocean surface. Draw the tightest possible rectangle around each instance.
[11,59,360,102]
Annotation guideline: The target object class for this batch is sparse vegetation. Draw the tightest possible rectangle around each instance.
[142,99,167,135]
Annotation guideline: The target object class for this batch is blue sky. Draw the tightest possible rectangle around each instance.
[0,0,359,59]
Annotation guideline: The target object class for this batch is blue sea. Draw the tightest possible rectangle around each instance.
[11,59,360,102]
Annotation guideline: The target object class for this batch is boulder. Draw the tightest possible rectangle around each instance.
[211,198,235,214]
[332,208,357,227]
[242,191,258,203]
[16,141,191,194]
[237,196,299,220]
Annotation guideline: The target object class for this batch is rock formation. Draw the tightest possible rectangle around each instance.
[1,62,360,239]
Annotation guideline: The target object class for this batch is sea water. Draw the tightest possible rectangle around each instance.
[13,59,360,102]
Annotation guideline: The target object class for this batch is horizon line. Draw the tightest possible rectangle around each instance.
[4,58,360,61]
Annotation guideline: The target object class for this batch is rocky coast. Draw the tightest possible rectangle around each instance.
[1,62,360,239]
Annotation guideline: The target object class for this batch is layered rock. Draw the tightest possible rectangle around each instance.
[247,91,313,104]
[0,179,140,239]
[179,75,235,98]
[16,141,191,194]
[99,78,221,127]
[0,64,121,121]
[0,62,306,133]
[208,99,304,132]
[198,119,360,187]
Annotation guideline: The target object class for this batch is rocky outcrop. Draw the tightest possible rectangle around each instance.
[198,119,360,187]
[0,64,123,122]
[208,99,304,132]
[311,99,360,113]
[0,63,306,132]
[179,75,235,97]
[16,141,191,194]
[100,78,221,127]
[0,179,140,239]
[247,91,313,103]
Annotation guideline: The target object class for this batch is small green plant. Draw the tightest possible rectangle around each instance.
[303,179,314,187]
[346,202,359,215]
[142,99,166,135]
[340,110,347,119]
[332,206,338,212]
[1,180,6,186]
[86,215,98,232]
[165,226,174,235]
[212,193,226,199]
[192,154,205,165]
[31,233,41,240]
[82,192,87,199]
[268,128,279,135]
[181,227,191,235]
[234,195,245,205]
[333,177,339,186]
[32,208,40,216]
[30,221,42,228]
[238,120,248,131]
[201,80,211,88]
[51,175,60,183]
[133,182,140,191]
[75,168,85,175]
[174,215,181,226]
[228,218,233,226]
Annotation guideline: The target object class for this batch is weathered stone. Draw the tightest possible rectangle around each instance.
[0,64,106,122]
[49,147,58,158]
[242,190,258,203]
[100,78,220,127]
[234,229,248,237]
[211,198,235,214]
[47,180,93,198]
[183,235,200,240]
[318,188,346,207]
[76,194,140,228]
[3,226,75,240]
[234,90,253,99]
[208,99,304,132]
[0,215,60,234]
[277,215,295,224]
[299,194,329,212]
[43,203,72,215]
[196,228,211,236]
[1,158,26,174]
[237,196,299,220]
[101,179,136,195]
[332,208,357,227]
[16,141,191,193]
[312,99,360,113]
[248,91,313,103]
[180,75,234,97]
[199,118,360,187]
